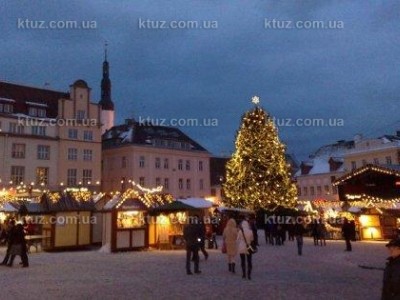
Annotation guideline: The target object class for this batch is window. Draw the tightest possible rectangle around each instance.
[139,177,145,186]
[68,129,78,139]
[37,109,46,117]
[164,158,169,169]
[297,186,301,196]
[10,166,25,184]
[199,161,203,171]
[373,158,379,165]
[178,178,183,190]
[28,107,37,116]
[139,156,145,168]
[83,130,93,141]
[36,167,49,185]
[303,187,308,196]
[67,169,77,186]
[310,187,315,196]
[332,186,338,195]
[164,178,169,190]
[362,159,367,166]
[11,143,25,159]
[121,157,127,168]
[351,161,356,170]
[155,177,161,186]
[386,156,392,165]
[82,169,92,184]
[68,148,78,160]
[186,179,191,190]
[83,149,93,161]
[330,176,336,183]
[199,179,204,190]
[0,103,13,113]
[324,185,330,194]
[317,186,322,196]
[37,145,50,160]
[186,160,191,171]
[32,126,46,136]
[76,110,86,120]
[9,123,24,134]
[178,159,183,170]
[155,157,161,169]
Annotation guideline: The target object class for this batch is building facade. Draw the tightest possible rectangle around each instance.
[295,140,354,202]
[101,120,211,199]
[344,133,400,172]
[0,80,103,192]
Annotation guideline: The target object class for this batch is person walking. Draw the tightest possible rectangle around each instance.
[7,223,29,267]
[342,218,353,251]
[222,218,238,273]
[293,217,307,256]
[237,220,254,280]
[198,219,209,260]
[183,215,202,275]
[0,219,15,265]
[381,238,400,300]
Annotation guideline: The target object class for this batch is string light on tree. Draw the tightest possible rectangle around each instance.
[223,95,297,210]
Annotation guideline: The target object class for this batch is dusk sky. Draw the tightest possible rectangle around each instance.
[1,1,399,161]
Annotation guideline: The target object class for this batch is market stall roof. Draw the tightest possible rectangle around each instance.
[0,202,19,213]
[215,206,254,214]
[177,198,214,209]
[152,200,198,212]
[103,196,148,211]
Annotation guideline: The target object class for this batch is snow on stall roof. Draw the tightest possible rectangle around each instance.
[177,198,214,209]
[0,202,18,212]
[103,195,121,210]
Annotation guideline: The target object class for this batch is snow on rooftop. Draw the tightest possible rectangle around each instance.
[0,97,16,102]
[103,195,121,210]
[26,101,48,107]
[177,198,214,209]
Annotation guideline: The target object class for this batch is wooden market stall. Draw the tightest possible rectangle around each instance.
[101,196,149,252]
[150,201,200,249]
[334,164,400,240]
[19,192,95,251]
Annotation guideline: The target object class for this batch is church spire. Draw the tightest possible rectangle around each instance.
[99,41,114,110]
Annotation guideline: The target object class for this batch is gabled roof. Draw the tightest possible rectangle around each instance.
[333,164,400,186]
[0,81,69,118]
[102,121,208,152]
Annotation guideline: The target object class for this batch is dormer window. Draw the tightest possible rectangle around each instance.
[26,102,47,117]
[0,103,13,113]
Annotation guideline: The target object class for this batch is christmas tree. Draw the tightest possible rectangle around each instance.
[223,96,297,210]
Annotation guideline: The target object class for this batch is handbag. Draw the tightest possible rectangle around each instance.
[221,241,227,254]
[241,228,257,255]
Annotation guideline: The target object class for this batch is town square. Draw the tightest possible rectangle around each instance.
[1,1,400,299]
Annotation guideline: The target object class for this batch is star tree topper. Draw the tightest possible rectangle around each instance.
[251,95,260,105]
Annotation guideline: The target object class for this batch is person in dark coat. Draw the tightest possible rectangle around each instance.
[0,219,15,265]
[342,218,353,251]
[183,215,203,275]
[381,238,400,300]
[294,218,307,255]
[7,223,29,267]
[198,219,209,260]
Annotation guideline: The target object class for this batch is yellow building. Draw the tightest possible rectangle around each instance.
[0,78,103,192]
[344,133,400,172]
